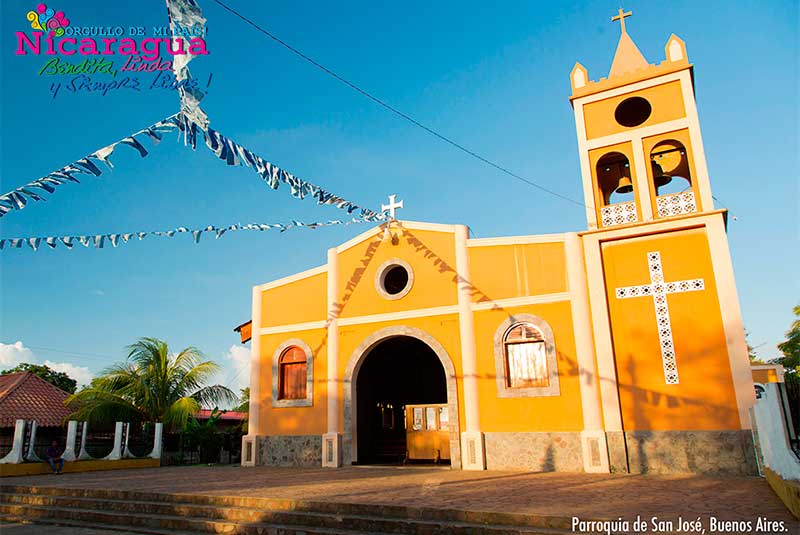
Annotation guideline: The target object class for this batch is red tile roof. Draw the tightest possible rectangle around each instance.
[0,372,73,427]
[195,409,247,421]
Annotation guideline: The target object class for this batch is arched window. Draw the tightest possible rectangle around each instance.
[278,346,307,400]
[650,140,692,195]
[596,152,634,205]
[503,323,549,388]
[493,314,560,398]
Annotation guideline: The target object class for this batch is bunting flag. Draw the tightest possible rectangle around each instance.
[0,218,367,252]
[0,112,387,222]
[0,115,181,219]
[0,0,387,232]
[174,114,386,222]
[165,0,209,129]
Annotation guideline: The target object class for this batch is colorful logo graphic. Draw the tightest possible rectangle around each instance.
[26,3,70,37]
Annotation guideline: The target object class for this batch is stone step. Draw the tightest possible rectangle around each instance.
[0,515,201,535]
[0,484,574,531]
[0,496,569,535]
[0,504,400,535]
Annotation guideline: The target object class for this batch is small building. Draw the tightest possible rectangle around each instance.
[0,372,72,457]
[236,12,758,476]
[194,409,247,432]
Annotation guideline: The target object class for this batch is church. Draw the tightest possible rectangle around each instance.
[235,11,757,475]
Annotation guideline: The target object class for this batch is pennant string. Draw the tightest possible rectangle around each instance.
[0,0,389,231]
[1,218,367,252]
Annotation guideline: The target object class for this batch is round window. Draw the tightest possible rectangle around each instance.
[375,259,414,300]
[614,96,652,127]
[383,265,409,295]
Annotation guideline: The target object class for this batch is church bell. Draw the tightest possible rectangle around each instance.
[650,162,673,189]
[614,176,634,194]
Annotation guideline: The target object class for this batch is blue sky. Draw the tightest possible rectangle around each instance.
[1,0,797,395]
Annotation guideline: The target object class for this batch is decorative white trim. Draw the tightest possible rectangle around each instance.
[248,287,262,436]
[565,233,609,472]
[705,216,757,429]
[656,191,697,218]
[336,220,459,253]
[586,118,689,150]
[338,305,460,327]
[492,314,560,398]
[255,264,327,291]
[466,234,565,247]
[472,292,570,310]
[751,365,786,383]
[571,70,688,108]
[335,226,384,255]
[679,73,714,212]
[261,320,327,335]
[600,201,638,227]
[374,257,414,300]
[342,325,462,468]
[572,98,598,228]
[257,293,572,335]
[271,338,314,408]
[326,247,340,439]
[615,251,705,384]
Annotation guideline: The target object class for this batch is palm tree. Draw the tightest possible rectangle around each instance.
[67,338,236,431]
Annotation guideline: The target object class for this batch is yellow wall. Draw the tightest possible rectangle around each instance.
[335,228,458,318]
[261,272,327,328]
[473,302,584,432]
[256,227,586,439]
[752,368,780,384]
[257,328,328,436]
[602,227,740,431]
[583,80,686,140]
[468,242,567,301]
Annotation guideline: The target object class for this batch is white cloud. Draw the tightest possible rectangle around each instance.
[43,360,94,389]
[0,341,36,368]
[219,344,250,393]
[0,341,94,388]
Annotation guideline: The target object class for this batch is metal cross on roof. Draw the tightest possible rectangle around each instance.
[381,194,404,219]
[612,8,633,33]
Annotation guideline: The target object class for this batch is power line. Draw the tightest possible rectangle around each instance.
[210,0,588,209]
[17,344,114,362]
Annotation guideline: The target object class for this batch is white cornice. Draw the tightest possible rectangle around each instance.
[256,292,571,335]
[254,264,327,291]
[467,234,565,247]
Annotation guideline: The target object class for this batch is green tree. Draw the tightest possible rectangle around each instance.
[182,408,225,464]
[776,305,800,373]
[66,338,236,431]
[234,387,249,413]
[745,329,764,364]
[1,363,77,394]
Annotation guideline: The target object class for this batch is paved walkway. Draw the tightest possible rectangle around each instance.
[0,523,141,535]
[3,465,797,526]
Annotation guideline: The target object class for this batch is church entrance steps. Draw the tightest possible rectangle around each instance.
[0,485,575,535]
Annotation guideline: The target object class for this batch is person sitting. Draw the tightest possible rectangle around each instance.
[46,440,65,474]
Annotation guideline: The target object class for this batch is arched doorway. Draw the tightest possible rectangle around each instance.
[343,326,462,468]
[356,336,445,464]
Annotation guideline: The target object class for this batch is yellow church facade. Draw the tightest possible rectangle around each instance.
[238,13,757,475]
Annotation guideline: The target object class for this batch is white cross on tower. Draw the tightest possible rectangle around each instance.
[615,251,705,385]
[381,194,404,219]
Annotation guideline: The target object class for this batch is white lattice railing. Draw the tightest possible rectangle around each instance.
[600,201,638,228]
[656,191,697,218]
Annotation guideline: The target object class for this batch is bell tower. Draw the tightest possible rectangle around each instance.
[569,9,714,230]
[571,10,757,475]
